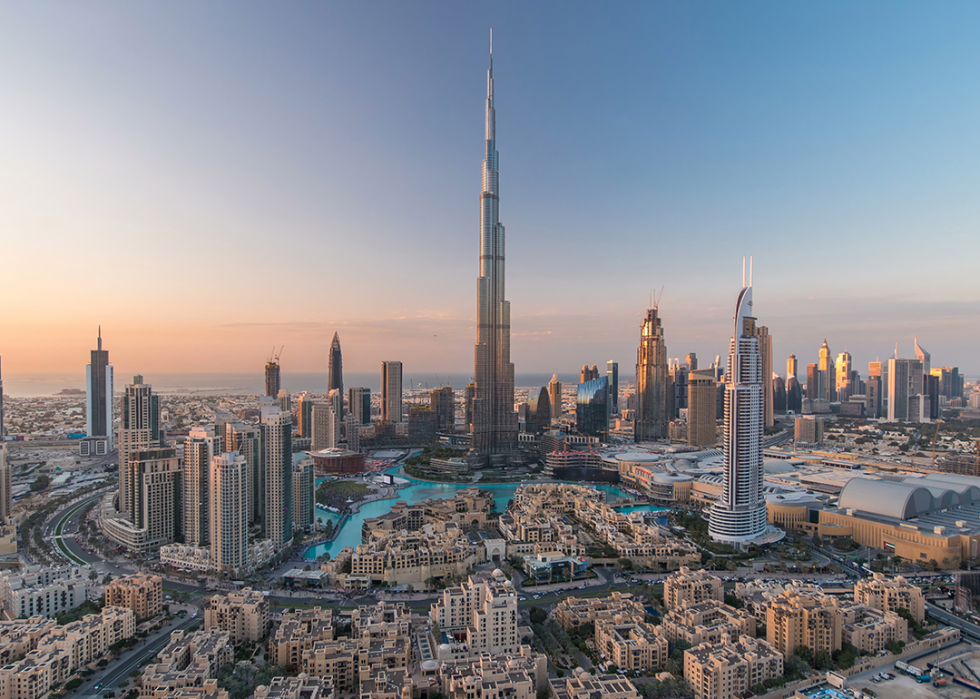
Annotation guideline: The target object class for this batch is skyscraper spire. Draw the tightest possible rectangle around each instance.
[472,31,518,460]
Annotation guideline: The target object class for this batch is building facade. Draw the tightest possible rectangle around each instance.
[635,307,669,442]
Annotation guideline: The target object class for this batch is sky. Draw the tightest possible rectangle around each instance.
[1,2,979,384]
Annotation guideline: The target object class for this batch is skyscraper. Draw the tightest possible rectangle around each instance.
[835,351,852,401]
[312,403,338,451]
[382,361,403,423]
[754,326,773,428]
[261,404,293,546]
[210,452,249,577]
[914,336,931,376]
[817,340,835,402]
[0,355,4,440]
[265,358,280,398]
[292,454,315,532]
[127,447,181,551]
[348,387,371,426]
[887,357,923,422]
[688,369,717,448]
[787,353,798,382]
[471,35,518,460]
[606,361,619,416]
[576,376,609,439]
[547,374,562,424]
[295,392,315,437]
[182,426,223,547]
[225,422,262,527]
[686,353,698,371]
[85,328,114,453]
[328,332,344,412]
[430,387,455,433]
[525,387,551,434]
[634,307,669,442]
[464,383,475,431]
[118,376,161,522]
[709,262,774,548]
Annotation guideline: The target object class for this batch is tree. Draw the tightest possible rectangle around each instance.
[537,689,550,699]
[89,570,99,581]
[529,607,547,625]
[619,558,634,570]
[30,475,51,492]
[794,645,812,664]
[814,649,833,670]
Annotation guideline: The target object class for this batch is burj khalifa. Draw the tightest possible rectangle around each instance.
[472,32,518,461]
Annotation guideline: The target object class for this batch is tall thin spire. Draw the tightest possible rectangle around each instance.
[98,326,102,351]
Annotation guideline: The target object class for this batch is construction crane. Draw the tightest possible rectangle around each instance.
[268,346,284,364]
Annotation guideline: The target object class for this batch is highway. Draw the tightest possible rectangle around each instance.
[927,602,980,641]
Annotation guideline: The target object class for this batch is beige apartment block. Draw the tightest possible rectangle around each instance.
[839,601,908,654]
[140,630,233,698]
[300,634,409,696]
[105,574,163,620]
[429,571,519,660]
[254,674,335,699]
[766,587,842,660]
[351,601,410,640]
[854,573,925,623]
[664,568,725,610]
[0,618,57,665]
[203,588,270,642]
[554,592,645,630]
[684,635,783,699]
[437,648,548,698]
[270,607,334,670]
[39,606,136,669]
[595,620,668,671]
[140,678,228,699]
[661,600,756,646]
[0,648,71,699]
[549,668,640,699]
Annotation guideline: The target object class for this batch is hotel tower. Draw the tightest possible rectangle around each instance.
[471,32,518,460]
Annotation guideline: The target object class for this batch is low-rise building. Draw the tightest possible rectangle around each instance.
[554,592,645,630]
[254,674,335,699]
[269,607,334,670]
[549,668,640,699]
[854,572,925,623]
[664,568,724,610]
[0,566,87,620]
[839,601,908,654]
[766,587,842,660]
[661,600,756,646]
[203,588,269,643]
[430,571,519,661]
[105,574,163,620]
[160,544,210,572]
[595,619,668,671]
[140,630,233,698]
[439,651,544,699]
[684,635,783,699]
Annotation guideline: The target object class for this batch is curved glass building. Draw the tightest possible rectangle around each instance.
[525,387,551,434]
[576,376,609,440]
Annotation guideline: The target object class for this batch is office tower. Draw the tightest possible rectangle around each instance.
[606,361,619,415]
[292,454,314,532]
[688,370,717,448]
[225,422,262,527]
[865,375,881,419]
[312,403,338,451]
[348,387,371,426]
[277,389,291,414]
[118,376,162,522]
[932,367,963,401]
[547,374,562,423]
[785,376,802,414]
[525,387,551,434]
[670,360,690,418]
[471,38,518,460]
[806,364,819,400]
[182,426,223,547]
[381,361,403,423]
[786,353,798,382]
[210,452,250,576]
[430,387,455,433]
[464,383,476,431]
[752,326,772,427]
[85,328,114,452]
[579,365,599,383]
[709,263,769,547]
[408,406,438,444]
[924,373,940,419]
[635,307,669,442]
[576,376,609,439]
[772,375,786,414]
[344,413,361,452]
[295,392,315,437]
[128,447,181,549]
[686,353,698,371]
[835,351,852,401]
[887,357,923,422]
[265,359,280,398]
[261,404,293,546]
[914,336,931,376]
[0,355,4,440]
[817,340,835,402]
[327,332,344,404]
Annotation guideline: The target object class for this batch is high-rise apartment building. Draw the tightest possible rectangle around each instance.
[0,445,10,524]
[327,332,343,413]
[688,370,718,448]
[225,422,262,527]
[127,447,182,550]
[118,376,161,523]
[292,455,315,533]
[312,404,338,451]
[295,392,315,438]
[606,361,619,415]
[786,353,797,382]
[709,264,772,548]
[0,355,4,441]
[210,452,249,577]
[348,387,371,426]
[277,389,291,414]
[261,404,293,547]
[182,426,224,547]
[547,374,562,423]
[85,328,114,452]
[635,307,669,442]
[471,39,518,460]
[430,387,455,433]
[754,326,773,427]
[430,572,520,657]
[344,414,360,452]
[265,360,281,398]
[381,361,403,423]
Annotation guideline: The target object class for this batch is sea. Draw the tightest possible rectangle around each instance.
[3,372,634,398]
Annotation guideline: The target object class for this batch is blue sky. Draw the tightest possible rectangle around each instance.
[1,2,978,379]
